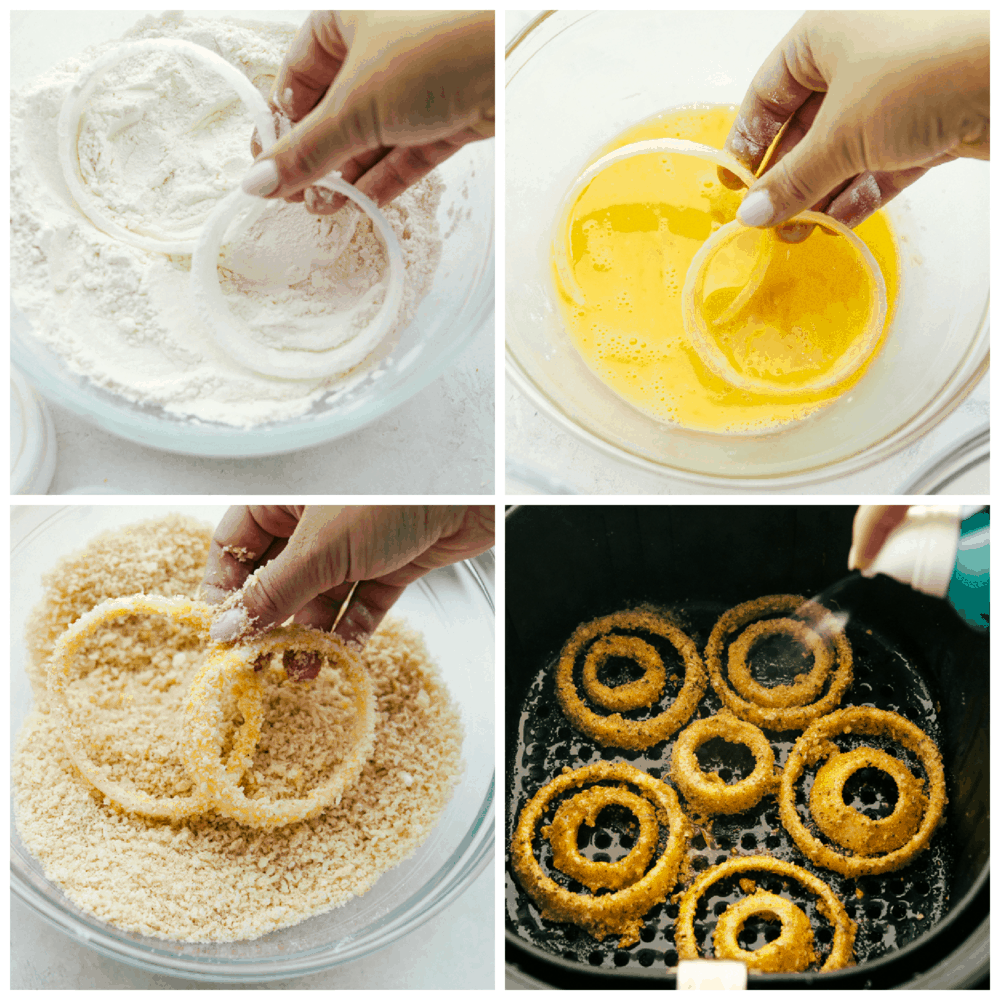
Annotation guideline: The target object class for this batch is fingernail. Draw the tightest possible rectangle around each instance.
[737,189,774,228]
[847,543,858,571]
[211,607,247,643]
[241,159,280,197]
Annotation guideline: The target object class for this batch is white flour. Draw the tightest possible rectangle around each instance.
[11,13,443,427]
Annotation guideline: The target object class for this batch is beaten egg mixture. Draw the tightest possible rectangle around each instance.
[553,105,899,434]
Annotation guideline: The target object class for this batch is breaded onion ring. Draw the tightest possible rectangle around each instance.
[46,594,244,820]
[556,609,706,749]
[670,713,777,815]
[728,618,832,708]
[511,761,690,946]
[705,595,853,731]
[714,889,817,973]
[545,785,658,891]
[676,855,856,972]
[810,747,926,855]
[582,634,666,711]
[183,625,376,829]
[779,707,946,876]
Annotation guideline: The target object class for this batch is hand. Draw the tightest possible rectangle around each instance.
[202,506,495,668]
[848,505,911,572]
[720,11,988,238]
[243,10,494,214]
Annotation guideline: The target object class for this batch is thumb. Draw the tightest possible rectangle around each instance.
[737,111,862,229]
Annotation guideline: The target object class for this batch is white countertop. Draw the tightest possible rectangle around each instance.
[11,863,494,989]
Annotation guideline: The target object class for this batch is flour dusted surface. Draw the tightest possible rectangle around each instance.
[13,515,464,942]
[11,13,444,427]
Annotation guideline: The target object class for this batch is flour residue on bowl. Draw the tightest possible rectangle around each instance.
[10,13,444,427]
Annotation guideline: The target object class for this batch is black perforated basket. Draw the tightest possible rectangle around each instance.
[505,505,988,989]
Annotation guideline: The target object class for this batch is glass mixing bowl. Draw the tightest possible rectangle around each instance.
[506,10,989,488]
[11,12,494,459]
[10,505,494,982]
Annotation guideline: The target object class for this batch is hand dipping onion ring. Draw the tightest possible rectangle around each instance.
[511,761,690,947]
[46,594,252,820]
[670,713,777,816]
[556,608,706,749]
[779,707,946,876]
[183,625,376,829]
[675,855,856,972]
[705,595,853,731]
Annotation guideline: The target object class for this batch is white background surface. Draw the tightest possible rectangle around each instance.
[11,10,494,496]
[503,10,989,496]
[11,864,493,989]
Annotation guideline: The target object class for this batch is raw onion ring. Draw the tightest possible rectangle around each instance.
[183,624,376,829]
[545,785,659,891]
[705,595,853,731]
[779,707,946,876]
[670,713,777,815]
[511,761,690,946]
[810,747,926,855]
[556,609,706,749]
[46,594,245,820]
[713,889,817,973]
[675,855,856,972]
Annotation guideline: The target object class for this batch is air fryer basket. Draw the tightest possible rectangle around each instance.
[505,505,988,989]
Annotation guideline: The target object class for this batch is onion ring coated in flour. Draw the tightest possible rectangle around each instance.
[511,761,690,947]
[670,713,777,815]
[779,707,946,876]
[183,625,376,829]
[556,609,706,749]
[675,855,856,972]
[47,594,243,820]
[705,594,853,731]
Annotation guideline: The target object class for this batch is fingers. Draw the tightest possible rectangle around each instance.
[202,506,299,604]
[334,580,407,647]
[350,125,493,210]
[724,18,820,181]
[848,506,911,571]
[271,11,348,122]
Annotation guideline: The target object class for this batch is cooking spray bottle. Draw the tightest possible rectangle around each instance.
[850,505,988,633]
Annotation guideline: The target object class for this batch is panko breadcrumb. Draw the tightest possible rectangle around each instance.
[12,515,464,942]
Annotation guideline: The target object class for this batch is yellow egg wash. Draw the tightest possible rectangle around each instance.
[552,105,900,433]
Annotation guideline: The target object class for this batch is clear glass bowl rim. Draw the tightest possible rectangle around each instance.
[10,509,494,982]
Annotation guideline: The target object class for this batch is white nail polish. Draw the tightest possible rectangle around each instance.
[737,189,774,227]
[210,607,245,643]
[241,160,280,197]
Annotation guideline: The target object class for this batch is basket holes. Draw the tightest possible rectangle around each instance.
[692,855,709,871]
[714,900,728,916]
[588,951,603,966]
[665,903,680,919]
[865,901,883,919]
[664,949,678,966]
[890,902,907,920]
[765,834,781,849]
[646,745,662,761]
[557,726,571,741]
[638,950,656,967]
[594,831,612,850]
[640,926,657,943]
[878,684,894,699]
[913,879,929,896]
[816,925,833,944]
[537,703,550,718]
[613,951,630,967]
[741,833,757,850]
